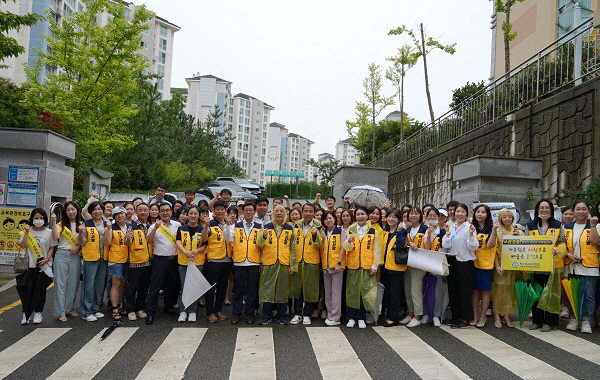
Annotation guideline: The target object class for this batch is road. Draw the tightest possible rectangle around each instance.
[0,284,599,379]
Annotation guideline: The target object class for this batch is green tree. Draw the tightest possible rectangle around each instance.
[0,78,41,128]
[346,63,395,162]
[389,24,456,126]
[0,0,42,67]
[386,44,419,143]
[305,158,340,186]
[449,80,485,110]
[23,0,153,175]
[494,0,525,77]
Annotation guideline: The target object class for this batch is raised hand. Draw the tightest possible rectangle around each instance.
[283,195,289,200]
[23,224,31,233]
[591,216,598,227]
[78,224,85,233]
[469,224,476,236]
[315,193,321,200]
[348,235,355,243]
[155,219,162,227]
[493,221,499,231]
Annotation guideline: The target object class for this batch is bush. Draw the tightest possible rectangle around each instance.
[265,181,332,199]
[562,178,600,213]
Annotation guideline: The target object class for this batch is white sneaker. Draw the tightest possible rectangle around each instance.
[486,308,492,317]
[178,312,187,322]
[21,313,28,325]
[346,319,356,328]
[399,315,412,325]
[128,312,137,321]
[420,315,430,325]
[303,316,311,325]
[358,320,367,329]
[32,312,42,324]
[560,307,570,319]
[94,312,105,319]
[188,313,197,322]
[325,318,340,326]
[366,313,375,324]
[290,315,302,324]
[83,315,97,322]
[566,319,578,331]
[407,318,421,328]
[581,320,592,334]
[136,310,147,318]
[433,317,441,327]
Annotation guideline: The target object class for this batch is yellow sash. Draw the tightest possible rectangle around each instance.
[20,231,44,261]
[59,223,77,247]
[158,224,176,245]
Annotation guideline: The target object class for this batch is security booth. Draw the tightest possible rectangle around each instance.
[83,168,114,198]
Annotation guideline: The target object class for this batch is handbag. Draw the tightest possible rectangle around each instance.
[394,246,409,265]
[13,248,29,274]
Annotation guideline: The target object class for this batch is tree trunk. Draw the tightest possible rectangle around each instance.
[420,23,435,126]
[400,69,404,142]
[504,1,511,79]
[372,100,376,161]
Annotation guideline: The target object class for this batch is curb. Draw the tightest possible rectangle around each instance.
[0,279,16,293]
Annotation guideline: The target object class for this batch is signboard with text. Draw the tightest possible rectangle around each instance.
[501,235,554,272]
[0,207,32,265]
[8,166,39,183]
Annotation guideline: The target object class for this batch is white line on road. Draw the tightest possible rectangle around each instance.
[441,325,576,379]
[306,327,372,380]
[136,328,207,380]
[374,326,471,379]
[229,327,275,380]
[0,328,69,379]
[47,327,137,380]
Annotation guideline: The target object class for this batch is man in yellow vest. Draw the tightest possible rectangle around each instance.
[231,202,266,325]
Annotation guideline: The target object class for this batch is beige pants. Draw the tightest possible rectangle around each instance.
[404,267,426,315]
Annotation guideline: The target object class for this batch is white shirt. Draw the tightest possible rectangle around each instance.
[255,213,271,227]
[149,220,181,257]
[302,219,316,235]
[57,222,79,250]
[442,222,479,262]
[24,228,57,268]
[568,223,600,276]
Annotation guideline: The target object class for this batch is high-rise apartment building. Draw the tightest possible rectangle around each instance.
[336,138,358,165]
[316,152,335,184]
[267,122,288,173]
[285,133,313,183]
[0,0,179,100]
[231,93,274,186]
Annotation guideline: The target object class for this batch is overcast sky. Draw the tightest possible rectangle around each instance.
[142,0,493,160]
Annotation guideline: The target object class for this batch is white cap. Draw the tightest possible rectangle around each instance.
[237,200,245,206]
[439,209,448,217]
[112,206,126,216]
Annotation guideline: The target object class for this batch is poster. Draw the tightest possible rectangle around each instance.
[6,183,38,207]
[8,166,39,183]
[501,235,554,272]
[0,183,5,206]
[472,202,520,223]
[407,248,450,276]
[0,207,32,265]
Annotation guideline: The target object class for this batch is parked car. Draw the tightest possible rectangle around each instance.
[199,186,253,203]
[206,181,257,201]
[248,180,265,195]
[169,192,211,206]
[215,177,262,196]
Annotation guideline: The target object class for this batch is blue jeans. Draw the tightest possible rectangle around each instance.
[53,248,81,317]
[80,259,107,317]
[569,275,598,322]
[348,298,366,321]
[178,265,203,314]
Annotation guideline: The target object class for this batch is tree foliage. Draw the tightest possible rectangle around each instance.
[449,80,486,110]
[494,0,525,76]
[305,158,340,186]
[386,44,419,142]
[0,78,41,128]
[0,0,42,67]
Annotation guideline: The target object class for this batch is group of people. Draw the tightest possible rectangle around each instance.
[15,184,600,335]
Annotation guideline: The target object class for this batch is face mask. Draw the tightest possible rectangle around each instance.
[539,214,550,220]
[427,219,438,227]
[33,220,45,227]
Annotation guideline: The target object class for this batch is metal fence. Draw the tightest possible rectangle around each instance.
[369,17,600,169]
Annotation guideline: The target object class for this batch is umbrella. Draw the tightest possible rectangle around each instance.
[423,275,437,318]
[373,282,385,325]
[343,186,389,208]
[561,277,588,322]
[514,279,543,328]
[100,321,122,341]
[16,269,53,320]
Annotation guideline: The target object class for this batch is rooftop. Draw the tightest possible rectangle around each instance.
[338,137,353,144]
[288,133,314,144]
[270,122,287,130]
[185,74,231,83]
[155,15,181,30]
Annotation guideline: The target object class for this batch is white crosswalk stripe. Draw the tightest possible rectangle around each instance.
[374,326,471,379]
[136,327,207,380]
[229,327,276,380]
[306,327,372,380]
[47,327,138,380]
[440,325,576,379]
[0,328,69,380]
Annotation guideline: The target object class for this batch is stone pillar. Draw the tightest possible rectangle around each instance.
[333,165,390,205]
[452,156,542,221]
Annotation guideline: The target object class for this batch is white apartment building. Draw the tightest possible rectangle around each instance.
[231,93,274,186]
[285,133,313,183]
[0,0,179,100]
[267,122,288,173]
[336,137,358,165]
[316,152,335,184]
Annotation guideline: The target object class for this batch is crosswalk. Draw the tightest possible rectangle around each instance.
[0,324,599,380]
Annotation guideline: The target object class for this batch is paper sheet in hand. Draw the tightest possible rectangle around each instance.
[182,262,215,309]
[407,248,449,276]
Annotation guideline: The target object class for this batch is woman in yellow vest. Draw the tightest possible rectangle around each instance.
[526,198,567,332]
[490,208,520,328]
[290,203,323,325]
[383,209,406,327]
[104,207,133,321]
[470,204,495,328]
[175,206,207,322]
[259,204,296,325]
[423,207,448,327]
[564,200,600,333]
[320,211,344,326]
[126,202,152,321]
[344,206,381,329]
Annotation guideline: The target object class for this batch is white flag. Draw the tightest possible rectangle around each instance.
[182,261,215,309]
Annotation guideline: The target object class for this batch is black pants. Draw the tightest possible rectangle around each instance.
[126,266,151,313]
[205,261,232,316]
[232,266,259,316]
[294,290,317,317]
[532,273,559,326]
[348,298,366,321]
[263,302,287,320]
[386,271,404,322]
[447,257,474,322]
[146,256,178,317]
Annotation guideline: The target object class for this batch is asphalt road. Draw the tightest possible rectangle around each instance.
[0,284,599,380]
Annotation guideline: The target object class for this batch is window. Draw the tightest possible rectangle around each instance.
[243,152,248,159]
[264,116,268,122]
[140,41,148,49]
[243,143,248,150]
[237,151,241,158]
[238,126,243,132]
[238,142,242,149]
[262,132,267,138]
[238,133,242,140]
[262,148,266,154]
[244,127,249,133]
[156,64,164,77]
[245,109,250,117]
[160,25,168,37]
[159,38,167,50]
[261,164,264,171]
[244,135,249,142]
[157,78,164,91]
[256,111,261,115]
[239,116,243,123]
[245,118,250,125]
[229,107,233,113]
[158,52,166,64]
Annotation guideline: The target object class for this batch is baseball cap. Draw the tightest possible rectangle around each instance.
[112,206,127,216]
[439,209,448,217]
[237,200,245,206]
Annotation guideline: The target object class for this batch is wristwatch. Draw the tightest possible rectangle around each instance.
[337,261,342,265]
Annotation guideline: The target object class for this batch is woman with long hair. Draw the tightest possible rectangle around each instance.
[470,204,495,327]
[383,209,406,327]
[423,207,448,327]
[320,211,344,326]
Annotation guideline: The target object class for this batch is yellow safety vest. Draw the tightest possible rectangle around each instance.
[233,222,262,263]
[130,224,151,264]
[346,228,376,270]
[206,223,231,260]
[321,228,344,269]
[294,222,321,265]
[385,231,407,272]
[177,228,205,266]
[262,224,294,265]
[474,231,496,270]
[81,220,104,262]
[564,221,599,268]
[107,225,129,264]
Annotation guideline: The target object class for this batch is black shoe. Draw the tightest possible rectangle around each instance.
[164,308,178,316]
[383,320,398,328]
[259,318,272,325]
[146,315,154,325]
[231,315,240,325]
[277,318,289,325]
[451,320,469,329]
[246,316,254,324]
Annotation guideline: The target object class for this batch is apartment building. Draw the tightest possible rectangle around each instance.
[267,122,288,173]
[336,138,358,165]
[285,133,313,183]
[316,152,335,184]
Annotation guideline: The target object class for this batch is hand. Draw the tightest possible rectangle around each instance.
[408,242,418,250]
[126,231,134,240]
[23,224,30,233]
[316,193,321,200]
[444,223,449,231]
[513,226,519,235]
[106,223,112,231]
[385,199,392,208]
[155,219,162,227]
[334,264,341,273]
[469,224,476,236]
[566,253,578,263]
[552,247,559,257]
[348,236,355,243]
[288,268,295,275]
[493,221,499,231]
[51,214,57,223]
[344,196,350,203]
[37,258,49,266]
[370,268,377,276]
[203,215,210,226]
[427,225,436,235]
[311,227,318,235]
[186,251,195,260]
[283,195,289,200]
[263,229,269,238]
[591,216,598,227]
[216,191,221,199]
[78,224,85,233]
[495,265,504,275]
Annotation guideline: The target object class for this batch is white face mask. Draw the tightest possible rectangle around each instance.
[33,220,45,227]
[539,214,550,220]
[427,219,438,227]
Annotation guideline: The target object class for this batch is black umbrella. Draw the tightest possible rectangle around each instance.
[100,320,122,341]
[16,269,53,320]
